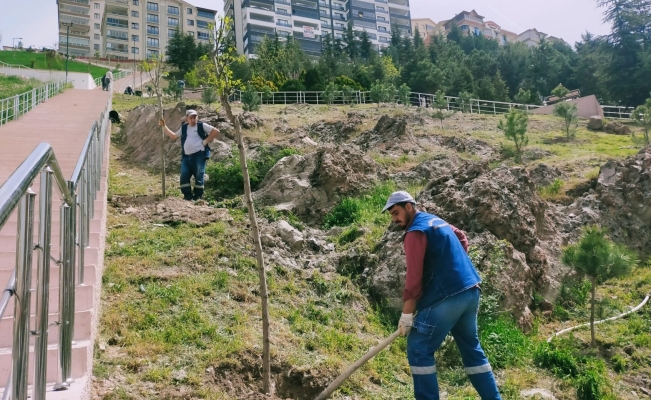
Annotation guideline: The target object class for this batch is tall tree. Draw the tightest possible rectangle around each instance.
[345,25,359,60]
[359,30,373,61]
[165,31,198,75]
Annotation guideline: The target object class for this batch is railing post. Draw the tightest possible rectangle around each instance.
[78,167,87,285]
[478,100,481,115]
[493,102,496,115]
[11,189,36,400]
[14,96,19,121]
[34,167,54,400]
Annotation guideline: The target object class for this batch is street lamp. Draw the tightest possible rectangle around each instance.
[12,37,22,58]
[61,23,73,83]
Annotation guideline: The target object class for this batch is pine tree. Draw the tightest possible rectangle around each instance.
[498,109,529,163]
[345,25,359,60]
[360,30,372,61]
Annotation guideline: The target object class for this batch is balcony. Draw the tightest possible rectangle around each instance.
[107,34,129,40]
[319,10,329,17]
[333,24,345,30]
[332,4,346,10]
[375,7,387,13]
[107,10,129,17]
[293,9,319,19]
[276,0,291,4]
[276,21,292,27]
[319,1,327,6]
[276,9,290,15]
[352,0,375,10]
[321,22,332,29]
[106,0,128,4]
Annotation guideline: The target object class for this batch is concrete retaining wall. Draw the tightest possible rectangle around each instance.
[0,68,96,90]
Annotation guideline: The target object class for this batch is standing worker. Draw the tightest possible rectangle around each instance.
[105,69,113,91]
[159,109,221,201]
[383,191,502,400]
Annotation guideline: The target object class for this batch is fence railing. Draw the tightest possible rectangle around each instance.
[0,81,67,127]
[235,90,639,120]
[0,61,33,71]
[0,88,110,400]
[232,90,544,115]
[602,105,635,120]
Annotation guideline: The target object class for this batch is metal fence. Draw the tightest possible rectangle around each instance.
[602,105,635,120]
[0,81,67,127]
[233,89,544,115]
[0,61,33,71]
[235,90,641,120]
[0,89,110,400]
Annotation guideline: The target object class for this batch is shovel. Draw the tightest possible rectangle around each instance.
[314,329,402,400]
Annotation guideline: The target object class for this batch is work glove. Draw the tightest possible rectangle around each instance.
[398,313,413,336]
[202,139,210,147]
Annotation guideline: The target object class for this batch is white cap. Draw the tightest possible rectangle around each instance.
[186,109,197,116]
[382,191,415,212]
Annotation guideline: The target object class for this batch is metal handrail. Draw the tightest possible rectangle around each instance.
[0,61,33,70]
[0,81,67,127]
[0,85,111,399]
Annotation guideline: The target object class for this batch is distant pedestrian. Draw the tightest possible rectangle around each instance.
[158,110,222,201]
[105,70,113,90]
[101,73,107,91]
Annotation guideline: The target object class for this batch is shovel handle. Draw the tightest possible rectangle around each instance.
[314,330,401,400]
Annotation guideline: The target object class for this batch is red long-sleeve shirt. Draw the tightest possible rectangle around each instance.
[403,225,469,301]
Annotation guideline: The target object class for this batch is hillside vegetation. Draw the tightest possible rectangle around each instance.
[93,97,651,400]
[0,50,109,79]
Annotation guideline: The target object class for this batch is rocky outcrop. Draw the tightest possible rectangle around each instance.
[605,121,632,135]
[353,115,417,153]
[308,114,362,143]
[254,146,385,225]
[588,116,604,131]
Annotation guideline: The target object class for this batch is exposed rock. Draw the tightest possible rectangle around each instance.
[435,135,497,161]
[520,388,557,399]
[254,146,385,225]
[523,147,554,162]
[238,112,264,129]
[529,164,563,188]
[588,115,604,131]
[275,220,304,251]
[308,116,362,143]
[353,115,417,153]
[605,121,632,135]
[391,154,464,185]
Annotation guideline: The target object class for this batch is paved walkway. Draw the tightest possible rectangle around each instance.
[0,73,132,398]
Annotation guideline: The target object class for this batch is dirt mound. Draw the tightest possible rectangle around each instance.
[113,196,231,226]
[253,146,385,225]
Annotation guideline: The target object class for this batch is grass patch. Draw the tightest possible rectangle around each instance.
[0,75,44,98]
[0,50,109,79]
[538,179,567,201]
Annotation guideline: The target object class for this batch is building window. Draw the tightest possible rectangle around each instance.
[168,17,179,26]
[197,31,209,40]
[187,19,194,26]
[197,10,215,18]
[133,0,139,4]
[168,29,178,37]
[167,5,179,15]
[474,27,480,36]
[460,25,468,31]
[187,8,192,14]
[196,20,209,28]
[94,23,100,29]
[358,11,363,17]
[132,35,139,42]
[132,47,139,54]
[94,13,100,19]
[94,2,100,8]
[147,14,159,23]
[131,10,139,17]
[147,37,159,47]
[94,33,100,39]
[131,22,139,29]
[146,49,158,58]
[94,44,100,49]
[147,25,159,34]
[378,26,387,32]
[146,2,158,11]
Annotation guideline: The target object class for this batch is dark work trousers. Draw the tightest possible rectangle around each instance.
[179,152,206,200]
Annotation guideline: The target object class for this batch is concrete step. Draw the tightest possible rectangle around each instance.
[0,309,92,348]
[0,283,94,320]
[0,340,89,385]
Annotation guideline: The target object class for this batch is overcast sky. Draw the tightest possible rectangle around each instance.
[0,0,610,50]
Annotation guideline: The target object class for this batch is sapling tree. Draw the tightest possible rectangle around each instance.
[370,80,386,108]
[398,83,411,106]
[458,91,473,113]
[206,17,273,394]
[432,90,454,128]
[514,88,532,110]
[322,82,337,105]
[562,225,637,347]
[242,83,261,111]
[142,54,168,197]
[497,109,529,163]
[201,86,218,107]
[551,83,570,99]
[631,93,651,145]
[554,101,578,138]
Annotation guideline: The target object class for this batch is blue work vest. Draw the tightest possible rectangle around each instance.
[180,121,210,158]
[406,211,481,312]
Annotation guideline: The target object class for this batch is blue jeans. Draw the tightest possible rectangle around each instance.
[407,287,501,400]
[180,152,206,200]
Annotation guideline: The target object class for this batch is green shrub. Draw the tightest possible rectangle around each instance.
[539,179,564,198]
[478,316,532,369]
[575,360,609,400]
[241,84,261,112]
[204,146,299,200]
[533,342,580,378]
[323,198,361,229]
[610,354,627,373]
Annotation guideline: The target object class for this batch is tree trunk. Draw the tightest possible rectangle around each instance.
[159,93,166,198]
[590,277,596,347]
[221,95,272,394]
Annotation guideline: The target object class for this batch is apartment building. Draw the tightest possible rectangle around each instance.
[411,17,443,45]
[57,0,217,61]
[517,28,547,47]
[224,0,412,58]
